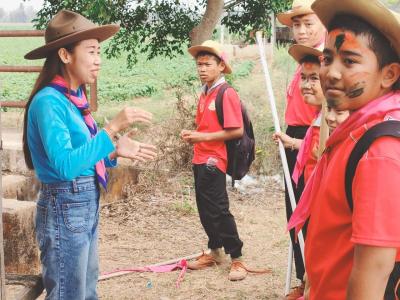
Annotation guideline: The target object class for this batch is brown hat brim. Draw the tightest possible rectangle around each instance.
[312,0,400,59]
[188,45,232,74]
[288,44,323,64]
[24,24,120,60]
[277,7,315,27]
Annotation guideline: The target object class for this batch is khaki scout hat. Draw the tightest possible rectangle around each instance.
[312,0,400,59]
[277,0,316,27]
[25,10,119,60]
[188,40,232,74]
[288,44,323,64]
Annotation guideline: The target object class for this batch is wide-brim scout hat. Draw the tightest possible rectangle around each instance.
[188,40,232,74]
[312,0,400,59]
[288,44,323,64]
[277,0,316,27]
[25,10,120,60]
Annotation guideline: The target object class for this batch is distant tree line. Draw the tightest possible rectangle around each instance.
[0,4,37,23]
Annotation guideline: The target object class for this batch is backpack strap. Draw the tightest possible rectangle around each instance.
[345,120,400,211]
[215,83,231,128]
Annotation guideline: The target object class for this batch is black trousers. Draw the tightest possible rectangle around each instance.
[285,125,309,281]
[193,164,243,258]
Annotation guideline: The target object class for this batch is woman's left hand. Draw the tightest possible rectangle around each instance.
[114,130,157,162]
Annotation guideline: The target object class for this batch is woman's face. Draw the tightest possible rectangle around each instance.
[63,39,101,88]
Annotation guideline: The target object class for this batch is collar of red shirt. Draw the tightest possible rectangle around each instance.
[202,76,226,95]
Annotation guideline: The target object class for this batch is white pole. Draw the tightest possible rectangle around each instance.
[285,243,294,295]
[255,30,305,272]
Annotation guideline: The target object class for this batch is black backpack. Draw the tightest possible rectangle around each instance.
[345,120,400,300]
[215,83,255,187]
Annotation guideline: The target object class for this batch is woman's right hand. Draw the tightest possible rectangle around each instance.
[105,107,153,134]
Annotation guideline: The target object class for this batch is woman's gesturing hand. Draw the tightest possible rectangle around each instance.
[114,130,157,163]
[105,107,153,134]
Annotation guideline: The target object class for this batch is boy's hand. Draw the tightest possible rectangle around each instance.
[273,132,293,148]
[180,130,207,144]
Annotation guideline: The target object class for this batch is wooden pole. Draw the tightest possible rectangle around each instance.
[318,101,329,157]
[0,97,6,299]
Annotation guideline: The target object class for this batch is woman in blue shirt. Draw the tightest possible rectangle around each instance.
[23,10,156,300]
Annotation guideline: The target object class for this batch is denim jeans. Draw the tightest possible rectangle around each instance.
[35,176,100,300]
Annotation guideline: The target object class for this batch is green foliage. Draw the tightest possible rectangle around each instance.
[33,0,292,66]
[223,0,292,42]
[34,0,201,68]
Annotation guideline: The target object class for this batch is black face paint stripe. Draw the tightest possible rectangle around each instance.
[346,81,365,99]
[335,33,345,51]
[347,87,364,98]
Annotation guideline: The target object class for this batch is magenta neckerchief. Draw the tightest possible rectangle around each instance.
[288,91,400,235]
[292,111,321,185]
[49,75,108,190]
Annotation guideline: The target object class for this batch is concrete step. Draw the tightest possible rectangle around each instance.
[2,198,40,275]
[2,174,40,202]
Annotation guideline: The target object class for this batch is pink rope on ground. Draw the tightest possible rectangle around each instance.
[100,259,188,288]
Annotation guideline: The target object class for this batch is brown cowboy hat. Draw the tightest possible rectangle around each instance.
[312,0,400,58]
[188,40,232,74]
[25,10,119,60]
[277,0,316,27]
[288,44,323,64]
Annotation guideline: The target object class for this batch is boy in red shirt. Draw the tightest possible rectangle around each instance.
[277,2,326,296]
[181,40,246,281]
[288,0,400,299]
[274,45,324,185]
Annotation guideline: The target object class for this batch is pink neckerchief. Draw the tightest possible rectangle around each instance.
[292,111,321,185]
[49,75,108,190]
[288,91,400,235]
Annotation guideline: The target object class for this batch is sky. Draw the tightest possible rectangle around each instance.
[0,0,205,12]
[1,0,43,12]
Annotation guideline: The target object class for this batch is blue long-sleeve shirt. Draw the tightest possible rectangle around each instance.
[27,86,116,183]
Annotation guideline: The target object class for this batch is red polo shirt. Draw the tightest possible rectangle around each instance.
[285,66,319,126]
[193,83,243,173]
[306,111,400,300]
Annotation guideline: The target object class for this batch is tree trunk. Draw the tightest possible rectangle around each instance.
[189,0,224,46]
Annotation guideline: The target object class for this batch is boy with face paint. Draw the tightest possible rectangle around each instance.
[277,1,326,297]
[274,45,324,184]
[288,1,400,299]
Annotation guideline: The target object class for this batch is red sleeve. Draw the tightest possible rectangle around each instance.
[222,88,243,129]
[351,137,400,247]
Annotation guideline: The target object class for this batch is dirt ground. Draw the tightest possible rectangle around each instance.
[95,171,292,300]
